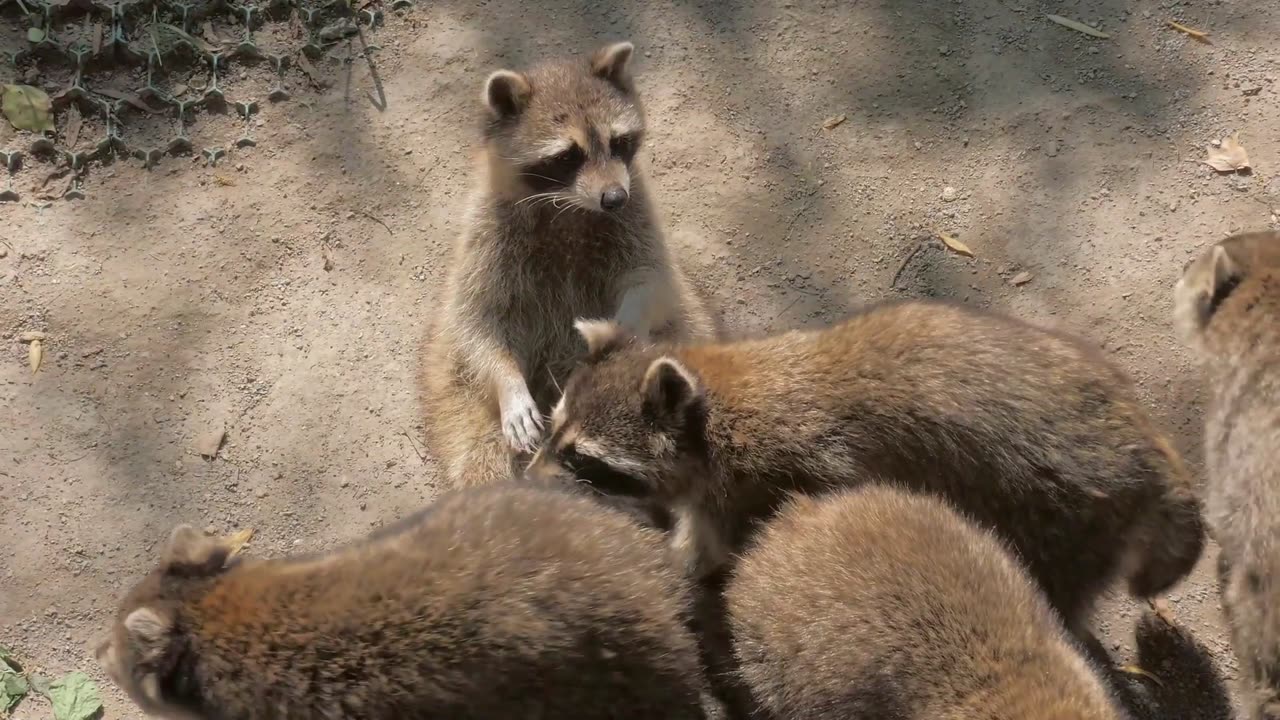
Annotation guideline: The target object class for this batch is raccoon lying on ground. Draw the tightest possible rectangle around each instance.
[1175,229,1280,720]
[527,299,1204,630]
[96,484,709,719]
[726,485,1127,719]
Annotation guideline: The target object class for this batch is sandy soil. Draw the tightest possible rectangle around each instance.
[2,0,1278,716]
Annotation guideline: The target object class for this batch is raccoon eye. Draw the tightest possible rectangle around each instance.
[609,133,640,162]
[522,145,586,190]
[559,446,650,498]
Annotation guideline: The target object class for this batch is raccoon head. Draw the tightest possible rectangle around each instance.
[96,525,250,719]
[481,42,645,214]
[526,319,707,501]
[1174,231,1280,353]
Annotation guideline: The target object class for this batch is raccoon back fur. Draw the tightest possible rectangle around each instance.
[421,41,713,489]
[96,484,709,719]
[1175,230,1280,720]
[527,299,1205,629]
[726,485,1127,720]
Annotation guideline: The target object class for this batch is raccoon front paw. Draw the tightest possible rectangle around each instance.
[499,384,544,453]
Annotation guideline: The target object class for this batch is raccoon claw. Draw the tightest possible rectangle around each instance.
[1118,664,1165,688]
[499,388,544,453]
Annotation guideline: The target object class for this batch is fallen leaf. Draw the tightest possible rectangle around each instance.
[0,666,27,712]
[173,83,188,96]
[1118,665,1165,688]
[65,102,82,149]
[91,88,164,114]
[1046,14,1111,39]
[214,174,236,186]
[1149,597,1177,625]
[1010,271,1034,286]
[224,528,255,559]
[48,672,102,720]
[936,230,974,257]
[27,27,45,43]
[196,425,226,458]
[296,55,325,89]
[822,114,847,130]
[152,22,218,53]
[1204,134,1250,172]
[29,339,43,373]
[202,20,222,46]
[3,84,55,133]
[1168,20,1210,43]
[18,331,45,342]
[28,673,51,697]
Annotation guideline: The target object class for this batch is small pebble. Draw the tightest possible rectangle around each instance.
[941,186,958,202]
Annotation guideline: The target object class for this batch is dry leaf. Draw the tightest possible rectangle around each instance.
[822,114,847,130]
[93,88,165,114]
[18,331,46,342]
[1119,665,1165,688]
[1168,20,1210,43]
[1010,271,1034,286]
[296,55,325,89]
[936,230,974,257]
[202,21,222,46]
[1149,597,1177,625]
[29,339,43,373]
[215,175,236,186]
[1046,14,1111,39]
[1204,134,1250,172]
[196,425,226,458]
[3,84,55,133]
[224,528,255,559]
[65,103,82,149]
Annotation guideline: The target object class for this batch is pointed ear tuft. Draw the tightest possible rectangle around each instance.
[590,41,635,91]
[123,607,174,662]
[575,318,629,359]
[483,70,532,119]
[641,357,702,423]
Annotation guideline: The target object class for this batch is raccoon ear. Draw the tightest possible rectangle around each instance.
[591,41,635,91]
[123,606,174,663]
[1208,244,1241,292]
[483,70,532,118]
[163,524,253,574]
[641,357,702,423]
[575,318,628,359]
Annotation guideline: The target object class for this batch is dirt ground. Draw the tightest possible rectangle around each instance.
[2,0,1279,716]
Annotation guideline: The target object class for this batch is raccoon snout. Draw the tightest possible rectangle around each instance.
[600,185,629,211]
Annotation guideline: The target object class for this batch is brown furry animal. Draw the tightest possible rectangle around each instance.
[96,484,709,719]
[726,485,1126,720]
[1174,230,1280,720]
[527,299,1204,629]
[421,41,714,489]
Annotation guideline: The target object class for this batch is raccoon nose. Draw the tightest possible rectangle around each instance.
[600,186,629,211]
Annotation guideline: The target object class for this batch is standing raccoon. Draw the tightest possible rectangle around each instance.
[527,300,1204,629]
[1174,230,1280,720]
[422,41,714,488]
[726,485,1127,720]
[96,485,709,719]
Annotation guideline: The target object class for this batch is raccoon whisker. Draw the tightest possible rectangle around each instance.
[515,192,566,208]
[552,201,581,224]
[517,172,566,185]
